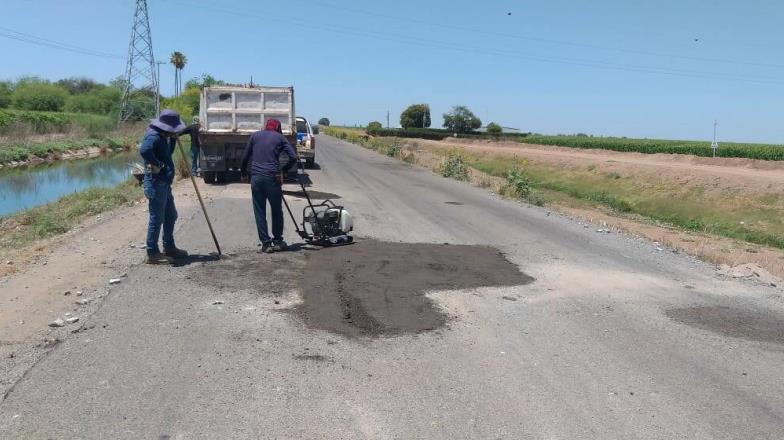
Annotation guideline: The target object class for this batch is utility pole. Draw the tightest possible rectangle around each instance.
[386,110,390,129]
[711,119,719,157]
[120,0,159,121]
[155,61,166,115]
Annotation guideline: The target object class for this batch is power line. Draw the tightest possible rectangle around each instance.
[169,0,784,85]
[0,26,124,60]
[303,0,784,70]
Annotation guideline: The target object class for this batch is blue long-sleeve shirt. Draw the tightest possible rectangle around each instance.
[139,127,176,184]
[241,130,298,177]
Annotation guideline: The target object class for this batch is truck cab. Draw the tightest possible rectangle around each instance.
[296,116,316,168]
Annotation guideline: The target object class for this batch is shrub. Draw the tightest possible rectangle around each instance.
[318,117,330,126]
[12,83,68,112]
[0,82,11,109]
[439,151,469,180]
[486,122,502,136]
[367,121,383,133]
[506,166,531,197]
[386,143,401,157]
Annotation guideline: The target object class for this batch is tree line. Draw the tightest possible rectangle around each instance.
[366,104,503,135]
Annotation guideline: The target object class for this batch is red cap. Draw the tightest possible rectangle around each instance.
[265,119,282,133]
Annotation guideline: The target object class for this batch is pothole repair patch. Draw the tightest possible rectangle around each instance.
[291,239,533,338]
[666,305,784,345]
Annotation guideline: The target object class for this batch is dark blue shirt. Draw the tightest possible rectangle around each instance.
[241,130,298,176]
[139,127,176,184]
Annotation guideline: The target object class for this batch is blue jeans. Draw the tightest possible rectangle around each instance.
[191,146,200,174]
[144,179,178,254]
[251,174,283,244]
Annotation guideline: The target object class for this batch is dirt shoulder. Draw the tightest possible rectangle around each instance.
[405,138,784,282]
[0,179,207,393]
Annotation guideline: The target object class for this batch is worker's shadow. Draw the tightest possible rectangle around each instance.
[171,253,221,267]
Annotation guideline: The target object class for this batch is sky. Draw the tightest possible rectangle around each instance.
[2,0,783,143]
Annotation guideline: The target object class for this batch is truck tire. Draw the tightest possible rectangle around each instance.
[216,172,227,184]
[202,171,216,184]
[305,157,315,169]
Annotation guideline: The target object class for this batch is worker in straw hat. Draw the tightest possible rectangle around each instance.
[139,109,190,265]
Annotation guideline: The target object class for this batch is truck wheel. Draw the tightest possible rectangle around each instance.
[216,172,227,184]
[202,171,216,184]
[305,158,315,169]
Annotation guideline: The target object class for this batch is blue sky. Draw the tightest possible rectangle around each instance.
[2,0,783,142]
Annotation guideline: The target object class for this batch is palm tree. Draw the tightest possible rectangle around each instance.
[169,51,187,97]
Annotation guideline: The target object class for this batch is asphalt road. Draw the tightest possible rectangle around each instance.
[1,135,783,439]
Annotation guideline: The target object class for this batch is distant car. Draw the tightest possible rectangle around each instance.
[295,116,316,168]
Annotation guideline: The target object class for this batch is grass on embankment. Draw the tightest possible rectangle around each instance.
[0,179,142,249]
[325,127,784,251]
[467,156,784,250]
[0,135,137,165]
[0,109,144,166]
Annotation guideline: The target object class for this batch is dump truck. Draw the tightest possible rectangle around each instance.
[198,85,313,184]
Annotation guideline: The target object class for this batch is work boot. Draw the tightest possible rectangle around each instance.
[260,242,274,254]
[272,240,287,252]
[163,247,189,259]
[146,252,173,265]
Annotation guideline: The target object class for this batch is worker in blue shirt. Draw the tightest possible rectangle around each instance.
[240,118,298,253]
[139,109,189,264]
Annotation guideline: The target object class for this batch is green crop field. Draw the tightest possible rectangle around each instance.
[519,135,784,161]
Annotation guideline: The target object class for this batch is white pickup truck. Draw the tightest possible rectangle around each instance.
[197,85,314,184]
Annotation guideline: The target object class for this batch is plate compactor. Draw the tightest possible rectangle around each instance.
[282,171,353,246]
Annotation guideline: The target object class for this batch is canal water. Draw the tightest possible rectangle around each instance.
[0,152,138,218]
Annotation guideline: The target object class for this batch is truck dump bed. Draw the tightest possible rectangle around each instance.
[199,86,295,135]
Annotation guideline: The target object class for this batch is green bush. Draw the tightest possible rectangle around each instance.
[367,121,383,133]
[318,117,330,126]
[506,166,531,197]
[486,122,502,136]
[64,87,121,115]
[0,109,116,137]
[0,82,11,109]
[369,128,451,140]
[439,151,470,180]
[12,83,68,112]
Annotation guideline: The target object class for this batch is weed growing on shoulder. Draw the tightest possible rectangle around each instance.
[439,151,469,181]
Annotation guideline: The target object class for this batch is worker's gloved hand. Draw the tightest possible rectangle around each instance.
[274,173,283,185]
[149,164,162,175]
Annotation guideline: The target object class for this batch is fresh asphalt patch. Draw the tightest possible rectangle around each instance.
[186,240,533,339]
[291,239,534,338]
[666,305,784,345]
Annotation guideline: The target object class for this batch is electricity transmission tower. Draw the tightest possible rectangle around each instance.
[119,0,159,121]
